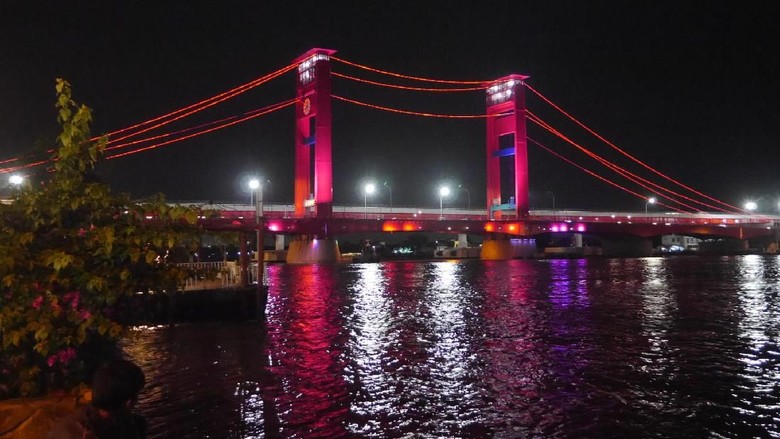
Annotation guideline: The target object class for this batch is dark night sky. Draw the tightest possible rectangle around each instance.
[1,1,779,211]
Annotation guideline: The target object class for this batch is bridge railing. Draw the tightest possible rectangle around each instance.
[175,261,267,290]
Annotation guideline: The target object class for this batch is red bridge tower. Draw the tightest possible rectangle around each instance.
[293,48,336,218]
[485,74,530,218]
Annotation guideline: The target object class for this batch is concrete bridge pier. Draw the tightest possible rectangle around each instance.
[275,235,285,251]
[481,235,537,260]
[573,233,583,248]
[286,235,341,264]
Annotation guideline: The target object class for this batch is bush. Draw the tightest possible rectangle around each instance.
[0,79,201,398]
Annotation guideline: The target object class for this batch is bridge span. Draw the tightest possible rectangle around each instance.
[180,202,779,262]
[193,202,776,239]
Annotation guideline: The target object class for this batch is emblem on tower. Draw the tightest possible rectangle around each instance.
[302,97,311,116]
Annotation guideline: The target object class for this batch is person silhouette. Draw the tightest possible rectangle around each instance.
[48,359,148,439]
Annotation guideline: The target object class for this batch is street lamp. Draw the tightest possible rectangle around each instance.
[364,183,376,218]
[384,181,392,213]
[9,175,24,186]
[645,196,656,214]
[248,178,260,207]
[458,184,470,210]
[439,185,450,219]
[745,201,757,212]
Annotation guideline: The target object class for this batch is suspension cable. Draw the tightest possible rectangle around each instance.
[526,84,745,213]
[528,112,728,213]
[331,56,489,85]
[333,95,507,119]
[106,99,296,160]
[332,72,487,92]
[528,137,684,212]
[104,63,296,146]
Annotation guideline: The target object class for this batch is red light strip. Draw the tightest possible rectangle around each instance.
[332,72,486,92]
[526,84,746,213]
[526,137,685,211]
[1,63,298,170]
[527,111,736,213]
[106,115,240,152]
[105,99,295,160]
[331,56,488,85]
[0,159,50,174]
[333,95,506,119]
[104,64,296,146]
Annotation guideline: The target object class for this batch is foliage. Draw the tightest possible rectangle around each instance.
[0,79,202,398]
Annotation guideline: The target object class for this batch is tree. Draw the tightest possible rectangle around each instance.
[0,79,202,397]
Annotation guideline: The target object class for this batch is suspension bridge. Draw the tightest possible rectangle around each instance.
[2,48,777,263]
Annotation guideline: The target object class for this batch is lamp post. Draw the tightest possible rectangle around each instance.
[364,183,375,219]
[248,178,265,319]
[645,196,656,214]
[458,184,470,211]
[439,185,450,219]
[384,181,392,213]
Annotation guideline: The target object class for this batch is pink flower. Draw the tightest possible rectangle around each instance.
[63,291,80,310]
[47,355,58,367]
[78,309,92,320]
[32,296,44,310]
[57,347,76,365]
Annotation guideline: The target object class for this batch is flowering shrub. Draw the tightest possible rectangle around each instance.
[0,80,201,397]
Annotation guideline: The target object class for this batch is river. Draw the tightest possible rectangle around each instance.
[121,255,780,438]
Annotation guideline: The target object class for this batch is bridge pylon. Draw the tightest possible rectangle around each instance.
[485,74,530,219]
[293,48,337,218]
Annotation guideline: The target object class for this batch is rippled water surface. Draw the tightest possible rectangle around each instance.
[122,256,780,438]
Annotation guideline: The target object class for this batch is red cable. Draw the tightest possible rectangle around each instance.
[528,137,684,212]
[333,95,506,119]
[525,84,746,213]
[527,111,736,214]
[0,159,50,174]
[106,100,293,152]
[105,99,295,160]
[331,56,489,85]
[106,115,240,152]
[104,64,296,146]
[332,72,486,92]
[99,63,297,141]
[1,63,297,169]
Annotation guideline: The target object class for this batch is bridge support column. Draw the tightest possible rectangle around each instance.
[573,233,583,248]
[481,235,537,260]
[457,234,468,248]
[275,235,285,251]
[286,235,341,264]
[239,231,249,288]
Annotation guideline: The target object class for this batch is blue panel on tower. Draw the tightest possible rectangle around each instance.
[493,147,515,157]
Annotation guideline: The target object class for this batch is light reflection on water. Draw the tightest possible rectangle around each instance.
[122,256,780,438]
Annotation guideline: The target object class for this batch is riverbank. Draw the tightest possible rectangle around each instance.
[0,389,89,439]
